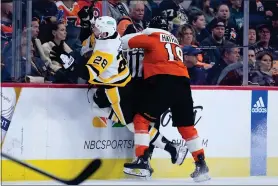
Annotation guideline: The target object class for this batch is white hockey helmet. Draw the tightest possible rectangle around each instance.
[93,16,117,38]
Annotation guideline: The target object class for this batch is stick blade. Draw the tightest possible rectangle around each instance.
[65,159,102,185]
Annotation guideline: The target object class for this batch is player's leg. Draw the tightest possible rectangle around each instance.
[130,78,183,167]
[123,75,188,177]
[171,77,210,182]
[91,88,114,120]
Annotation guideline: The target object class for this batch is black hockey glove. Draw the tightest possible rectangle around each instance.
[78,6,94,28]
[50,46,75,71]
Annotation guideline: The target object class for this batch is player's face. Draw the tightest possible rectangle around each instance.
[217,5,230,20]
[194,15,206,29]
[92,26,102,38]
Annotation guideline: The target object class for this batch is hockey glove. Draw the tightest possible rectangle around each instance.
[78,6,94,28]
[50,46,75,71]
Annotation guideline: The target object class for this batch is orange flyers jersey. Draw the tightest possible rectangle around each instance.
[125,28,189,79]
[56,1,81,27]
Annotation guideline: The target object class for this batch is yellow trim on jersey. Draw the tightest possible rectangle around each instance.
[89,74,131,87]
[82,39,87,47]
[98,66,129,83]
[87,50,114,81]
[149,127,158,140]
[105,87,126,125]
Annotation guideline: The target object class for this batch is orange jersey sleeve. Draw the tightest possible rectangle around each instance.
[128,29,189,79]
[128,34,155,50]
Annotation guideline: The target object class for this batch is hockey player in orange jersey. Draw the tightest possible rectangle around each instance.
[121,16,210,182]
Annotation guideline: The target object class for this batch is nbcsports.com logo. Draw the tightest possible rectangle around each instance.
[252,97,267,113]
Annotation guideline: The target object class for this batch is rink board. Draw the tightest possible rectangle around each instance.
[1,85,278,181]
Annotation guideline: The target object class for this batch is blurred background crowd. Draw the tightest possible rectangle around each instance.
[1,0,278,86]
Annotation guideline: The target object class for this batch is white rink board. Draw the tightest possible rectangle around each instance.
[153,90,251,158]
[267,91,278,157]
[2,88,253,160]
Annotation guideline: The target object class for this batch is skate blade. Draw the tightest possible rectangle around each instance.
[176,147,188,165]
[124,174,152,180]
[123,167,151,178]
[193,172,211,182]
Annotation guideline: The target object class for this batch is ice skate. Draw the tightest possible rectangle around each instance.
[123,156,152,178]
[190,154,210,182]
[171,143,188,165]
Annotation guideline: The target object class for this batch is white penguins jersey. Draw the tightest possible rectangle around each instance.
[85,33,131,87]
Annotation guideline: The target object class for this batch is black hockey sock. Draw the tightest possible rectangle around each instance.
[163,137,177,158]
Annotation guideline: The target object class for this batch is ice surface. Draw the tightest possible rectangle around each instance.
[2,177,278,185]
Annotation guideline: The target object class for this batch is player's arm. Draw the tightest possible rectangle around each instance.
[85,50,114,81]
[121,33,154,50]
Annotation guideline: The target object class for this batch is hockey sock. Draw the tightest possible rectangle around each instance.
[134,114,150,157]
[177,126,204,162]
[149,127,176,157]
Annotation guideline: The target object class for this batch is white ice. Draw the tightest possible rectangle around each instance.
[2,177,278,185]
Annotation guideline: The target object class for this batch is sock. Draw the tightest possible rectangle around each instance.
[149,127,176,158]
[134,114,150,157]
[178,126,204,162]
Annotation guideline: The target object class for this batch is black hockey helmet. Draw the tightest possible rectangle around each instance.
[148,16,168,31]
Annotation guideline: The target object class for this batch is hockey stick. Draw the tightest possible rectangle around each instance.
[1,152,102,185]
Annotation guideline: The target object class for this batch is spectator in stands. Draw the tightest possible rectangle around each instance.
[249,51,276,86]
[182,46,207,85]
[1,53,12,82]
[248,26,257,46]
[216,49,258,86]
[206,3,239,44]
[42,22,77,83]
[56,0,82,52]
[249,0,275,25]
[2,37,50,83]
[201,20,233,65]
[189,11,210,43]
[118,1,147,36]
[188,0,215,24]
[270,12,278,46]
[159,0,189,28]
[107,0,129,22]
[248,49,256,66]
[2,18,42,64]
[176,24,212,84]
[1,0,13,50]
[253,24,278,60]
[32,0,59,24]
[206,43,240,85]
[229,0,243,29]
[33,0,60,44]
[126,0,160,23]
